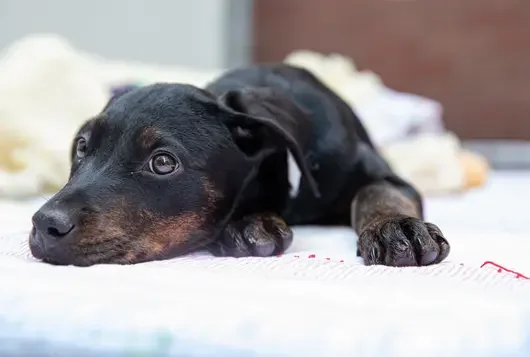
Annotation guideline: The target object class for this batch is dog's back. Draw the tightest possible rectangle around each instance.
[206,64,376,226]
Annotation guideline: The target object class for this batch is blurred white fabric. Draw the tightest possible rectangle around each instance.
[285,51,445,147]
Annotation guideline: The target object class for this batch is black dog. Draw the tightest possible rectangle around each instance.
[29,64,450,267]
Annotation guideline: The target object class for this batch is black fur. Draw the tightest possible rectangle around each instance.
[29,64,449,267]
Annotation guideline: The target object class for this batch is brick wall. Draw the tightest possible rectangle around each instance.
[253,0,530,140]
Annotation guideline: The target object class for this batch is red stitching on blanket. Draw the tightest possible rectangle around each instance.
[286,254,345,262]
[480,261,530,280]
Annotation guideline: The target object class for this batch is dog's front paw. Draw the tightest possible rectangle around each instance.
[357,215,450,267]
[212,213,293,257]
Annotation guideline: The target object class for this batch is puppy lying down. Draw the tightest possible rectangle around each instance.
[29,64,450,267]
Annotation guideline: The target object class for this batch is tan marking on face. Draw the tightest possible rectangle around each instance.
[138,212,205,257]
[77,204,128,245]
[138,126,160,149]
[72,200,207,264]
[122,251,138,264]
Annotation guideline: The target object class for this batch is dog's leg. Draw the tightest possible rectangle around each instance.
[209,213,293,257]
[351,144,450,266]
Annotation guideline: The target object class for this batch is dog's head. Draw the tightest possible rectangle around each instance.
[29,83,319,266]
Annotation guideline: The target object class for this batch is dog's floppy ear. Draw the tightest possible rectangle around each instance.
[218,87,320,198]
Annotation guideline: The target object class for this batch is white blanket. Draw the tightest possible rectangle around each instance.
[0,171,529,356]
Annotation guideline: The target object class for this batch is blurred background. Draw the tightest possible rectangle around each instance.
[0,3,529,355]
[0,0,528,197]
[0,0,252,69]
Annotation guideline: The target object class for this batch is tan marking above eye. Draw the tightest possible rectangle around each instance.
[139,212,205,256]
[138,126,160,149]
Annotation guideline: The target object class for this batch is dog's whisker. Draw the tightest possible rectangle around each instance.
[34,194,51,203]
[3,231,33,238]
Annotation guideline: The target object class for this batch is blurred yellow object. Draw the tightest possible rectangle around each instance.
[459,150,489,189]
[0,135,27,172]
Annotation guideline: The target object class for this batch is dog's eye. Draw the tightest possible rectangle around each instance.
[149,153,179,175]
[75,138,87,158]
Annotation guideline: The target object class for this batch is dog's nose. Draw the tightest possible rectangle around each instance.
[32,207,75,240]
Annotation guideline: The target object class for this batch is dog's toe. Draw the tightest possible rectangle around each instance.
[251,238,276,257]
